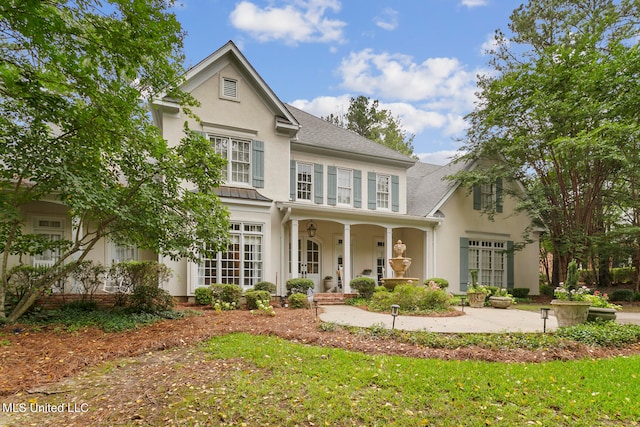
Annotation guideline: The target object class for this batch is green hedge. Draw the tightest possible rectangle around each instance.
[210,283,242,307]
[350,277,376,299]
[286,278,314,296]
[288,293,309,309]
[245,290,272,310]
[423,278,449,289]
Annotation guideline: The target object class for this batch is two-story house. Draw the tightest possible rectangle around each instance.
[150,40,540,297]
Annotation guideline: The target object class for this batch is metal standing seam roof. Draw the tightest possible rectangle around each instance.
[285,104,416,165]
[213,186,272,202]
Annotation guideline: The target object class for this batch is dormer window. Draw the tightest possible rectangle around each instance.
[221,77,238,99]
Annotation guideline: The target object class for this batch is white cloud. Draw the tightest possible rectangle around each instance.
[336,49,478,112]
[290,95,353,118]
[229,0,347,45]
[374,8,399,31]
[460,0,489,7]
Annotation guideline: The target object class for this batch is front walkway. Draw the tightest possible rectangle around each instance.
[319,305,640,333]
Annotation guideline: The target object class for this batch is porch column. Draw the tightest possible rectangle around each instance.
[343,223,351,293]
[423,229,429,280]
[386,227,393,278]
[291,219,299,279]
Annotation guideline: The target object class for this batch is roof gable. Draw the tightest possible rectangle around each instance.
[407,160,471,217]
[153,40,299,135]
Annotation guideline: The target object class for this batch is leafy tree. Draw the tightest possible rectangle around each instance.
[324,96,416,157]
[452,0,640,284]
[0,0,229,322]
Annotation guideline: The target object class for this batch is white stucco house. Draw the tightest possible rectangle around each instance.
[19,41,541,297]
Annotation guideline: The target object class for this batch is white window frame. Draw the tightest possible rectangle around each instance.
[296,162,313,201]
[110,241,138,265]
[376,174,390,210]
[468,240,506,287]
[210,135,252,185]
[197,222,264,289]
[337,168,352,206]
[481,183,495,210]
[32,217,65,268]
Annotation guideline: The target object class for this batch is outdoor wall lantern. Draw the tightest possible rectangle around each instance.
[540,307,550,333]
[306,220,317,238]
[459,296,466,313]
[391,304,400,329]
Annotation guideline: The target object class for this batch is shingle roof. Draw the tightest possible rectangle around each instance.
[407,160,470,217]
[285,104,416,166]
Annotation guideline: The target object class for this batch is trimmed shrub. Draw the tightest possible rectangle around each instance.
[128,284,175,313]
[70,260,106,300]
[245,290,271,310]
[539,284,554,297]
[350,277,376,299]
[286,278,314,296]
[511,288,530,299]
[109,261,172,293]
[194,286,213,305]
[288,292,309,309]
[254,281,277,294]
[210,283,242,307]
[610,289,635,302]
[423,278,449,289]
[369,284,451,313]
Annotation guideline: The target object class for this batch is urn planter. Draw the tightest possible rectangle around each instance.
[467,292,487,308]
[550,300,591,327]
[489,296,512,309]
[587,307,617,322]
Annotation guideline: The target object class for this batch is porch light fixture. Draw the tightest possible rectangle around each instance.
[540,307,550,333]
[306,220,317,238]
[391,304,400,329]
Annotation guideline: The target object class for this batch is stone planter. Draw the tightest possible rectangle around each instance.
[467,292,487,308]
[489,296,512,309]
[587,307,617,322]
[550,300,591,327]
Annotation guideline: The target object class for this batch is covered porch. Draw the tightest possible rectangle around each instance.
[277,202,441,295]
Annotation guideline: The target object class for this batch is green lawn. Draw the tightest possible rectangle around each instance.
[158,333,640,426]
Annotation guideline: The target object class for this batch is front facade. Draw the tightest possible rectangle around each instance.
[18,41,541,297]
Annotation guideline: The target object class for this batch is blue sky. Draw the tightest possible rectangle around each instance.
[173,0,524,165]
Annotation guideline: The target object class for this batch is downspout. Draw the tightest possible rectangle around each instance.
[280,207,292,297]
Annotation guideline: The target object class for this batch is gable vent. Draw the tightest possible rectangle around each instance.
[222,78,237,98]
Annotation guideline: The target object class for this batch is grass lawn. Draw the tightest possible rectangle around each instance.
[160,333,640,426]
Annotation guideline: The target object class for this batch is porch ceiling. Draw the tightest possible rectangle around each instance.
[276,201,441,230]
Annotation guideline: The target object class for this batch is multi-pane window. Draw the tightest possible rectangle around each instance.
[337,168,352,205]
[297,162,313,201]
[481,183,495,210]
[376,174,390,209]
[32,218,64,268]
[468,240,505,287]
[197,223,263,288]
[111,243,138,264]
[210,135,251,184]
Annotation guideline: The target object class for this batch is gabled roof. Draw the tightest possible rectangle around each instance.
[286,104,417,168]
[407,160,471,217]
[152,40,299,135]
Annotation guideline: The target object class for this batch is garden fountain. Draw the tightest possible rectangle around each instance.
[381,240,420,290]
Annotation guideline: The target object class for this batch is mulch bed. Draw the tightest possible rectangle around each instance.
[2,304,640,397]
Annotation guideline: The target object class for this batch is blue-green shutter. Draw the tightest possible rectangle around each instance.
[367,172,376,210]
[327,166,337,206]
[506,240,514,289]
[496,178,503,213]
[391,175,399,212]
[354,169,362,208]
[252,140,264,188]
[473,185,481,210]
[290,160,296,201]
[314,163,323,204]
[460,237,469,291]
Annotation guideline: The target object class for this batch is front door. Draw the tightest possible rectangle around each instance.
[298,238,321,290]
